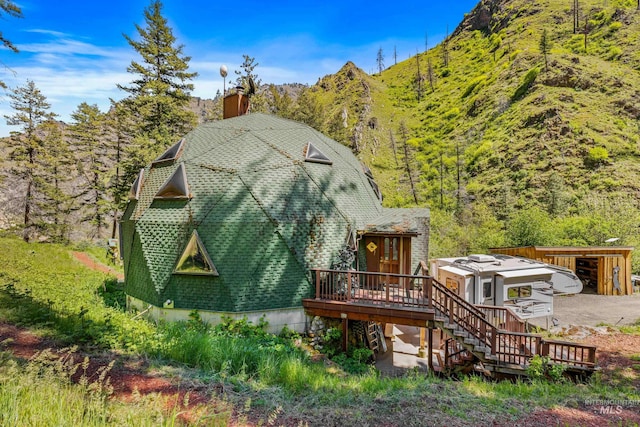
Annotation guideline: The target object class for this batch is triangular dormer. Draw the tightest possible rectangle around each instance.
[128,168,145,200]
[152,138,186,166]
[154,164,190,200]
[304,142,332,165]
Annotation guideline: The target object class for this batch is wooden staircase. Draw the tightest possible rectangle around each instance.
[429,276,597,377]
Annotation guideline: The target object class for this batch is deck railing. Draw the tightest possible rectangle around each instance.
[310,268,597,371]
[476,305,527,333]
[313,268,431,309]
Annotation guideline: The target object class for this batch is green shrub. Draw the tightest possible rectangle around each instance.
[461,75,486,98]
[586,146,609,168]
[607,46,623,60]
[609,21,623,32]
[526,355,566,382]
[512,67,539,101]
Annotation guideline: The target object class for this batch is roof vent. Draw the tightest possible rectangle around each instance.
[304,142,332,165]
[154,163,190,200]
[468,254,497,262]
[152,138,185,165]
[128,168,145,200]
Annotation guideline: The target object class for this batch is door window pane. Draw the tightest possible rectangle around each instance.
[392,238,398,260]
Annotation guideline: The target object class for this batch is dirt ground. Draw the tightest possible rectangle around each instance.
[72,251,124,280]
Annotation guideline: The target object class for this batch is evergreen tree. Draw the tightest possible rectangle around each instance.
[234,54,262,89]
[292,87,325,131]
[107,99,137,214]
[234,54,266,112]
[117,0,197,151]
[0,0,22,89]
[38,120,74,242]
[4,80,56,241]
[266,84,294,119]
[69,102,111,238]
[539,29,552,72]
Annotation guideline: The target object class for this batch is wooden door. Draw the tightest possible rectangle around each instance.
[364,236,411,285]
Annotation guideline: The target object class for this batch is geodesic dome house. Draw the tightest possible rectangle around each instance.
[120,104,429,332]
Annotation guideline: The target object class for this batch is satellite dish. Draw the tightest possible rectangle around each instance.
[219,65,228,78]
[247,76,256,97]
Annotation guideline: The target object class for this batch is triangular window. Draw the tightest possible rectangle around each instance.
[368,176,383,202]
[154,164,190,200]
[304,142,332,165]
[174,230,219,276]
[128,168,145,200]
[362,163,374,179]
[345,227,357,250]
[152,138,185,166]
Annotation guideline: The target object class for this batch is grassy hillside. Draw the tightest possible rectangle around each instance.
[306,0,640,263]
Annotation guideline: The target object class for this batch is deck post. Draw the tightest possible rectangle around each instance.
[491,326,497,356]
[426,277,433,308]
[427,327,434,372]
[347,271,352,301]
[418,327,426,358]
[341,315,348,352]
[385,274,390,303]
[315,270,320,299]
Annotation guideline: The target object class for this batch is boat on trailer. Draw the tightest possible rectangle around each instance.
[430,254,583,319]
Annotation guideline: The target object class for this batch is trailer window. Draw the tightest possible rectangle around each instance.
[507,285,532,300]
[446,277,459,293]
[483,280,492,299]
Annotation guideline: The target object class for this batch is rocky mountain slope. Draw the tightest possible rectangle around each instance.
[306,0,640,216]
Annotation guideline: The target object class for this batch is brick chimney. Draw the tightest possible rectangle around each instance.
[223,86,250,119]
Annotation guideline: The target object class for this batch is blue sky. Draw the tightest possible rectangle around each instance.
[0,0,478,136]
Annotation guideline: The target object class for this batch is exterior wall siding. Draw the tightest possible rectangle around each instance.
[490,246,634,295]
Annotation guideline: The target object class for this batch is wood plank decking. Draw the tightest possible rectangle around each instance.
[302,267,597,377]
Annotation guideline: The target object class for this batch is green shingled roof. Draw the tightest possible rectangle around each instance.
[121,113,423,313]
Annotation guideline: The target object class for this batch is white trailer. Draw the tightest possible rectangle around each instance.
[430,254,582,319]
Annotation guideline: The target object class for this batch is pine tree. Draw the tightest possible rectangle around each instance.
[293,88,325,131]
[0,1,22,89]
[234,54,265,112]
[38,120,75,242]
[539,29,552,72]
[4,80,56,241]
[107,99,137,214]
[234,54,262,89]
[267,85,294,119]
[69,102,111,239]
[118,0,197,151]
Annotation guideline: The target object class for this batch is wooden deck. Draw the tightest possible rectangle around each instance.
[302,268,597,377]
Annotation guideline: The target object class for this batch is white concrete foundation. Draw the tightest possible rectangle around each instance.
[126,296,309,334]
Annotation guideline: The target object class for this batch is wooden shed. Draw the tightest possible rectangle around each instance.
[489,246,634,296]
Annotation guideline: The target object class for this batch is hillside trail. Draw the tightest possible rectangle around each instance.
[71,251,124,280]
